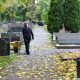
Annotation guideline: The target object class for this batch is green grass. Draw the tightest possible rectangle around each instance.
[0,54,17,69]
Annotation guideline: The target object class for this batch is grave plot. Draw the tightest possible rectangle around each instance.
[54,33,80,48]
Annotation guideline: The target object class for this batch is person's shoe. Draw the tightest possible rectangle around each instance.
[25,52,30,55]
[27,53,30,55]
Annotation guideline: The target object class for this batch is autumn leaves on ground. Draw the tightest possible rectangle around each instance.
[0,26,80,80]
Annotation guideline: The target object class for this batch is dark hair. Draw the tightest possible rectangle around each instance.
[24,23,27,28]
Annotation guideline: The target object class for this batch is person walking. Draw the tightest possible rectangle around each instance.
[22,23,34,55]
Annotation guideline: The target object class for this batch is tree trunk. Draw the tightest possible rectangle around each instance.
[30,0,35,19]
[0,13,1,23]
[51,33,53,41]
[0,13,3,23]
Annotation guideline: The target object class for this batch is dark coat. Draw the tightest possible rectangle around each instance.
[22,27,34,40]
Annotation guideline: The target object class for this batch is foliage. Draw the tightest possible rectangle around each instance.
[0,0,50,23]
[35,0,50,22]
[0,54,16,69]
[47,0,80,34]
[47,0,63,34]
[50,52,80,79]
[0,0,35,22]
[63,0,80,32]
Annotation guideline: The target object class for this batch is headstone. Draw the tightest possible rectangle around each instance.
[54,33,80,44]
[77,58,80,78]
[1,33,10,38]
[59,26,65,33]
[0,38,10,56]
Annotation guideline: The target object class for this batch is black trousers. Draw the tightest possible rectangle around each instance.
[24,38,31,55]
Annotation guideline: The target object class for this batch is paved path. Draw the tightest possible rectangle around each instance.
[20,26,54,55]
[1,26,80,80]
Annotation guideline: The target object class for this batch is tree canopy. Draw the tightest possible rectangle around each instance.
[47,0,80,34]
[47,0,63,34]
[0,0,51,23]
[0,0,36,23]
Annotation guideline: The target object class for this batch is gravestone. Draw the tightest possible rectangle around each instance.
[0,38,10,56]
[77,58,80,78]
[1,32,21,42]
[1,33,10,38]
[54,33,80,48]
